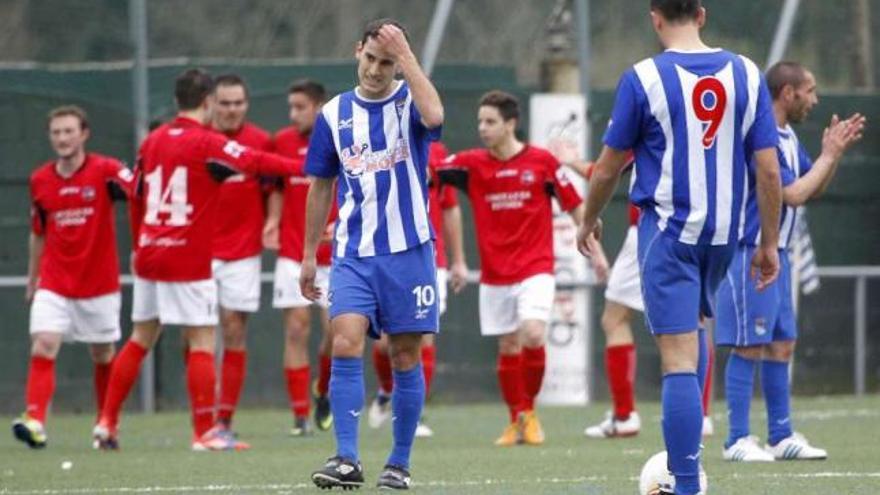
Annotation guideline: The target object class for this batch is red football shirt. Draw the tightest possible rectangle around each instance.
[273,126,336,266]
[427,142,458,268]
[440,145,582,285]
[212,122,273,260]
[30,153,136,298]
[133,116,301,281]
[629,204,640,226]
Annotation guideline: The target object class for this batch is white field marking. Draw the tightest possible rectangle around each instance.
[5,473,880,494]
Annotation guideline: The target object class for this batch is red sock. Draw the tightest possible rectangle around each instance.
[217,349,247,425]
[496,353,526,423]
[421,345,436,398]
[522,346,546,411]
[702,343,715,415]
[100,341,148,431]
[372,345,394,395]
[317,353,332,397]
[25,356,55,423]
[606,344,637,419]
[187,350,216,438]
[285,366,311,419]
[93,361,113,419]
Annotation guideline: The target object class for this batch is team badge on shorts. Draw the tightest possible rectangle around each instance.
[755,318,767,336]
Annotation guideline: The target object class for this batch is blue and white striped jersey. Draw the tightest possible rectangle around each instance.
[604,49,778,246]
[305,81,441,258]
[743,125,813,249]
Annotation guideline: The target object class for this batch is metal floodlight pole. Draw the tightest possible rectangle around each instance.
[421,0,455,77]
[129,0,155,414]
[766,0,802,68]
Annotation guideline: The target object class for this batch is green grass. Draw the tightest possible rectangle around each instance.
[1,396,879,494]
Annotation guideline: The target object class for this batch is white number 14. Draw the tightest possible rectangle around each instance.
[144,166,193,226]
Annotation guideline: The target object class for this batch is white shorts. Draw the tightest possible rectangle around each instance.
[479,273,556,336]
[212,256,261,313]
[272,257,330,309]
[30,290,121,343]
[605,225,645,312]
[437,268,448,316]
[132,276,218,326]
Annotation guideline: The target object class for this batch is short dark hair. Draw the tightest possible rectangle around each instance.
[47,105,88,130]
[288,79,327,104]
[479,90,520,122]
[175,68,214,110]
[650,0,701,22]
[766,61,809,100]
[214,73,249,98]
[360,18,410,46]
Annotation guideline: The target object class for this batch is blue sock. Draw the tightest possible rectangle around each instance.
[661,372,702,495]
[330,357,364,461]
[387,365,425,469]
[761,359,793,446]
[724,353,756,449]
[696,327,709,394]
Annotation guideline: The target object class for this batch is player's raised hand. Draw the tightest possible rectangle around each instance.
[375,24,414,62]
[750,245,780,291]
[823,113,866,159]
[299,258,322,302]
[450,260,468,294]
[576,219,603,259]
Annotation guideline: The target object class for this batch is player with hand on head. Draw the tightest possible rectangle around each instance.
[92,68,304,452]
[301,19,444,490]
[264,79,337,436]
[13,106,136,449]
[367,140,468,438]
[716,61,865,463]
[576,1,783,493]
[209,74,274,439]
[439,90,593,447]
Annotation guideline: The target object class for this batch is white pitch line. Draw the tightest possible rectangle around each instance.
[2,472,879,494]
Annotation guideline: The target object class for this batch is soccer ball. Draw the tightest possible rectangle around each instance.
[638,451,708,495]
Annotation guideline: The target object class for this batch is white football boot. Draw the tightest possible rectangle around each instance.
[584,410,641,438]
[723,435,775,462]
[764,432,827,460]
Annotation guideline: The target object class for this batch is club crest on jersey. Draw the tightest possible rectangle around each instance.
[341,139,410,179]
[81,186,96,201]
[521,170,536,185]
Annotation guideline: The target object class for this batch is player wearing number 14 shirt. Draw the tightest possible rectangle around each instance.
[576,2,783,493]
[92,69,303,452]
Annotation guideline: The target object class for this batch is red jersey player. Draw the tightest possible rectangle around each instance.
[13,106,135,449]
[439,90,595,446]
[92,68,303,452]
[367,141,468,438]
[208,74,274,435]
[263,79,337,436]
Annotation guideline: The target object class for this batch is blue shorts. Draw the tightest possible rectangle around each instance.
[715,246,797,347]
[637,211,736,334]
[328,242,439,339]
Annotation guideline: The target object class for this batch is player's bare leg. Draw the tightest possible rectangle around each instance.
[283,306,314,435]
[312,314,368,489]
[586,301,641,438]
[519,319,547,445]
[217,307,248,430]
[93,320,163,450]
[656,331,705,491]
[13,332,63,449]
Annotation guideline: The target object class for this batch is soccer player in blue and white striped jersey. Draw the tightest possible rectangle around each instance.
[299,18,443,491]
[577,2,784,494]
[716,62,865,463]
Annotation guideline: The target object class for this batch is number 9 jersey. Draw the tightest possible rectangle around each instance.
[603,49,779,246]
[132,116,301,282]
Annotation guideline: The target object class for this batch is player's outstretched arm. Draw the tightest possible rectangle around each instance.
[752,147,783,289]
[26,232,44,302]
[376,24,443,128]
[783,113,866,206]
[300,176,335,301]
[576,146,630,258]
